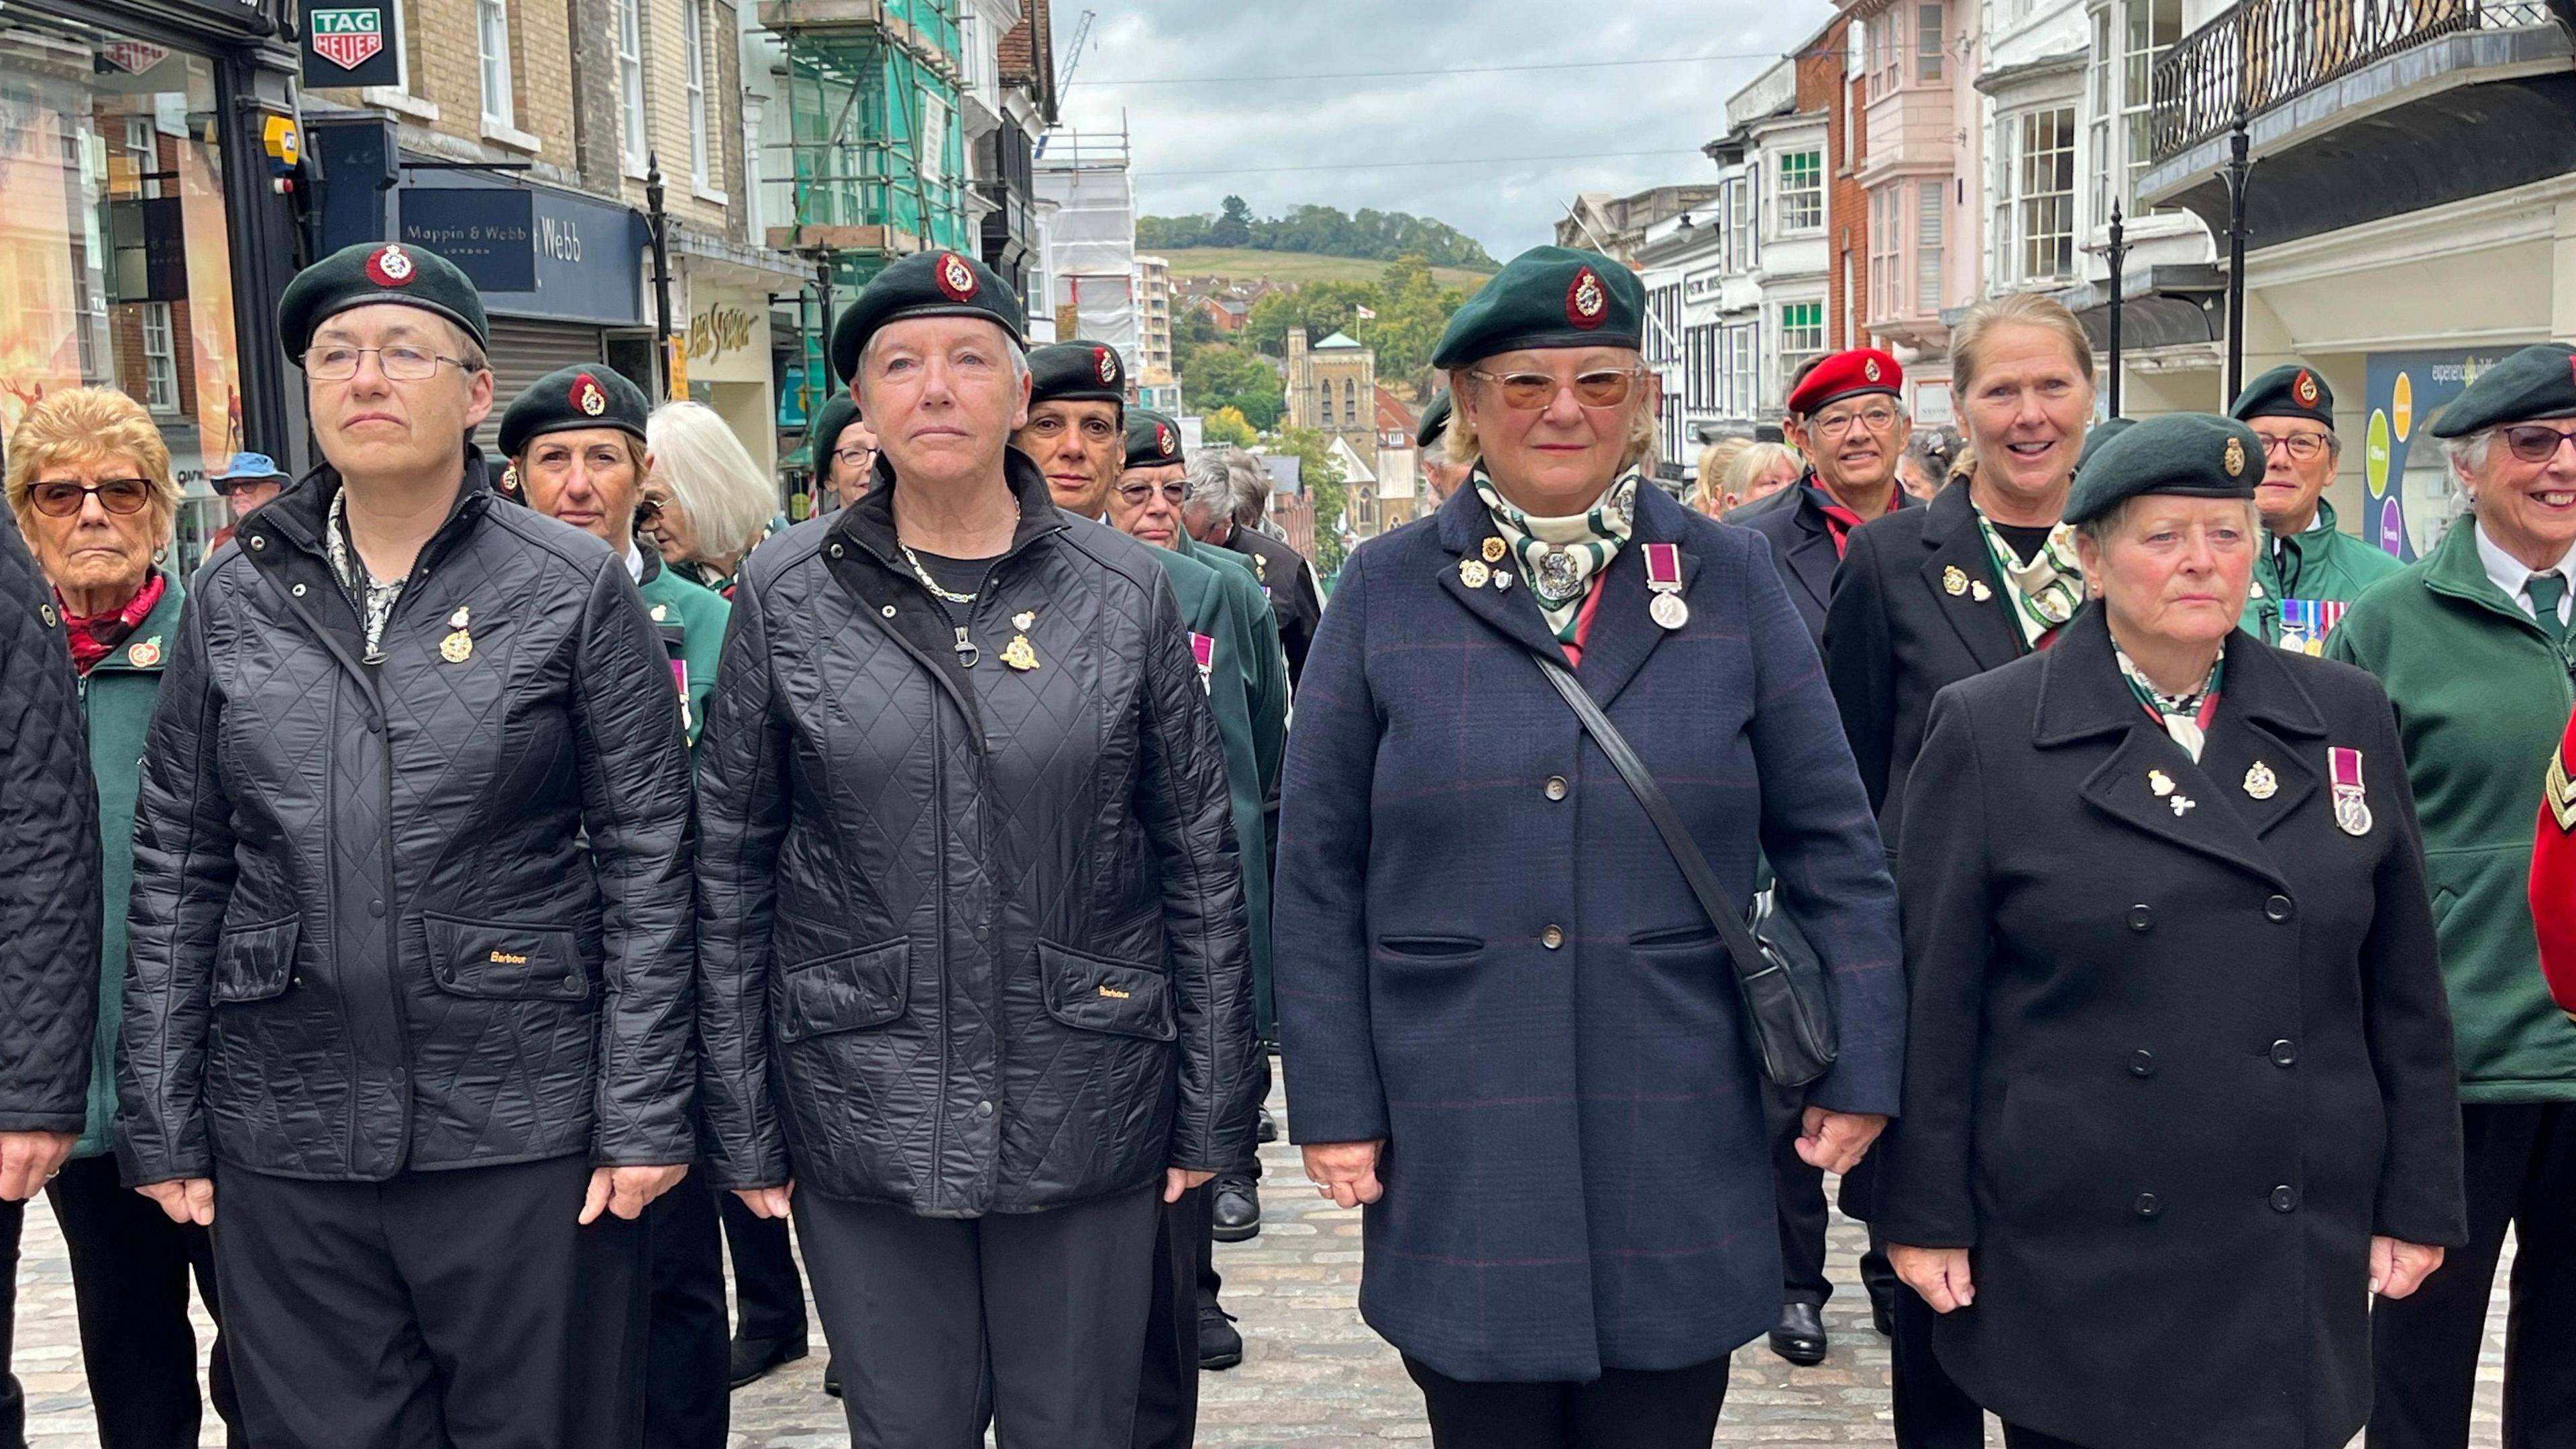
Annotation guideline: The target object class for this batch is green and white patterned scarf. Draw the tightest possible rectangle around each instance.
[1977,513,2086,651]
[1474,466,1640,644]
[327,484,407,664]
[2116,643,2226,763]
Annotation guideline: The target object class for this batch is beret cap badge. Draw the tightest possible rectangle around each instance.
[366,245,417,286]
[936,252,978,302]
[2224,435,2247,477]
[1096,347,1117,384]
[1157,422,1174,453]
[574,374,608,416]
[1864,357,1883,383]
[1567,267,1607,328]
[2294,370,2319,406]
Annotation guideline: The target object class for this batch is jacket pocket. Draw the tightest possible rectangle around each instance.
[420,911,588,1002]
[211,916,299,1004]
[777,938,911,1044]
[1038,940,1176,1042]
[1374,934,1487,959]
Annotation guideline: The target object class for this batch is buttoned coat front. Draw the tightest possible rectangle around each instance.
[1872,608,2467,1449]
[1272,480,1906,1383]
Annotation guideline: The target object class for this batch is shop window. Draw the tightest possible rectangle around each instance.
[478,0,514,128]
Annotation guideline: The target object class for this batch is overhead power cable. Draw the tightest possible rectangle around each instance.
[1089,50,1789,85]
[1132,148,1713,178]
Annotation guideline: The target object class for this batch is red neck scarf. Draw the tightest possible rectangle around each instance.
[61,570,166,676]
[1805,483,1866,559]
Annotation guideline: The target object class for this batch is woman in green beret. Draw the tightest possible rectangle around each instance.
[1876,411,2465,1449]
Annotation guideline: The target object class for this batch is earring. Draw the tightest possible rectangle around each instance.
[153,545,168,564]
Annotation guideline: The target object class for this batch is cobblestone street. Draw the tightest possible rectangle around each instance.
[13,1078,2516,1447]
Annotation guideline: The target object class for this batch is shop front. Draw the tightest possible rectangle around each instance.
[673,233,806,478]
[0,0,303,576]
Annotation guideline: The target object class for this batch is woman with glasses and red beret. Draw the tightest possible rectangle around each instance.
[1271,246,1906,1448]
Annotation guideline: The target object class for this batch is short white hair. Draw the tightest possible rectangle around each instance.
[645,401,775,559]
[2443,429,2495,488]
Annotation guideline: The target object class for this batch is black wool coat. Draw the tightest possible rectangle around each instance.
[1872,607,2468,1449]
[1730,476,1916,643]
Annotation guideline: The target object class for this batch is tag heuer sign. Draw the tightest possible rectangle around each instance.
[305,3,399,87]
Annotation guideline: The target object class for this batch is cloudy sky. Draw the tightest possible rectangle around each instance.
[1052,0,1841,258]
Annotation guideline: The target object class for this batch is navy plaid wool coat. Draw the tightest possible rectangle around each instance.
[1273,478,1907,1383]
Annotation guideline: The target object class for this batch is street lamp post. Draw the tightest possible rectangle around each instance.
[2222,113,2251,402]
[2106,199,2129,417]
[646,154,674,400]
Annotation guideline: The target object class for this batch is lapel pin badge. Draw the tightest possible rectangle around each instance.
[1970,580,1993,602]
[2149,769,2176,798]
[440,606,473,663]
[1943,565,1968,597]
[1460,558,1491,589]
[1643,543,1688,630]
[2329,747,2373,836]
[2244,761,2278,800]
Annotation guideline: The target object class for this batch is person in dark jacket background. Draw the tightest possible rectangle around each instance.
[0,430,103,1449]
[695,250,1256,1449]
[7,386,239,1449]
[1274,246,1904,1449]
[1878,413,2465,1449]
[1183,450,1323,692]
[117,241,699,1449]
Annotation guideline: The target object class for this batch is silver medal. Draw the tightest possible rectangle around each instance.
[1650,592,1688,630]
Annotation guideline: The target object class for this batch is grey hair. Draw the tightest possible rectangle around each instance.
[1223,447,1274,528]
[1183,453,1235,514]
[2443,429,2494,486]
[644,401,777,560]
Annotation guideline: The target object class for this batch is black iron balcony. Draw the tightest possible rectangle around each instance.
[2152,0,2559,160]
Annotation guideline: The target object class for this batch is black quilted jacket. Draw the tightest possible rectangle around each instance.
[0,510,101,1134]
[696,453,1257,1216]
[117,455,698,1185]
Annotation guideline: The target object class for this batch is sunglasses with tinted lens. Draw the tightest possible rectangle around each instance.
[2501,425,2576,464]
[1467,368,1642,410]
[30,478,151,517]
[1116,480,1188,506]
[635,496,667,527]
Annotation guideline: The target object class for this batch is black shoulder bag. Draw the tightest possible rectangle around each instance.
[1529,651,1838,1087]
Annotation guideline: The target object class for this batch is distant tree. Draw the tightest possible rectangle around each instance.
[1183,343,1284,431]
[1212,195,1254,247]
[1138,213,1214,250]
[1174,303,1222,352]
[1271,426,1350,576]
[1201,406,1258,447]
[1242,282,1377,358]
[1234,260,1488,391]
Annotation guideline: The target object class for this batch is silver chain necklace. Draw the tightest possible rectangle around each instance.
[900,543,977,604]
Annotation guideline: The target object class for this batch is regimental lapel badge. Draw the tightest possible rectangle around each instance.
[1943,565,1969,596]
[1000,634,1039,672]
[38,602,56,629]
[1970,580,1993,602]
[2244,760,2279,800]
[440,605,473,663]
[2546,747,2576,833]
[1012,610,1036,631]
[2329,746,2373,836]
[1493,569,1513,591]
[1460,558,1491,590]
[1481,537,1507,564]
[126,636,162,667]
[1643,542,1688,630]
[1188,631,1214,693]
[2170,794,2196,816]
[2149,769,2176,798]
[649,603,668,623]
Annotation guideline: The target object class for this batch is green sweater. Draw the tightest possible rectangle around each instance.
[74,576,186,1158]
[1176,529,1289,1040]
[2329,519,2576,1102]
[2239,497,2406,646]
[639,551,731,749]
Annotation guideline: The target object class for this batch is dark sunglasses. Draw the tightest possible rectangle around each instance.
[1466,367,1644,411]
[635,495,667,527]
[2500,425,2576,464]
[1115,479,1188,506]
[29,478,151,517]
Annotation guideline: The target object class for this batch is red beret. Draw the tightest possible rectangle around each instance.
[1789,348,1904,417]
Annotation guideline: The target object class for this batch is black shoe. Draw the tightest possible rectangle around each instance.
[1769,1301,1828,1366]
[1257,1106,1279,1144]
[1211,1176,1260,1242]
[822,1359,841,1398]
[1872,1297,1894,1337]
[728,1333,808,1390]
[1198,1305,1244,1371]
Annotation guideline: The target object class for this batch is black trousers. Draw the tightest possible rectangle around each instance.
[1768,1085,1831,1306]
[211,1155,643,1449]
[1134,1185,1211,1449]
[0,1197,20,1449]
[2002,1426,2088,1449]
[46,1153,242,1449]
[2369,1101,2576,1449]
[1884,1236,1987,1449]
[642,1181,727,1449]
[795,1183,1161,1449]
[715,1191,806,1346]
[1400,1354,1730,1449]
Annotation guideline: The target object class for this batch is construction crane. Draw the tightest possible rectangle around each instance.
[1033,7,1097,158]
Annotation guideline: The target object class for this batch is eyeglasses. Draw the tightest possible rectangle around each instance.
[1465,366,1646,410]
[1813,405,1902,439]
[1115,479,1188,506]
[28,478,151,517]
[2501,424,2576,464]
[833,446,879,469]
[302,345,477,382]
[635,496,667,528]
[2257,432,2332,462]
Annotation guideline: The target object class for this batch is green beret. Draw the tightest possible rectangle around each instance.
[2230,363,2334,428]
[1416,392,1453,450]
[2074,417,2137,476]
[498,365,650,460]
[278,241,490,363]
[830,250,1025,386]
[1432,246,1644,370]
[2065,413,2261,525]
[1125,409,1184,470]
[1028,340,1127,408]
[2429,342,2576,437]
[808,393,863,468]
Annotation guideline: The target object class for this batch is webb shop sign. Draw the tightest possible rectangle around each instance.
[304,3,399,88]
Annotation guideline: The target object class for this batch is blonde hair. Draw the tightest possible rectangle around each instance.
[645,401,776,562]
[1721,441,1801,503]
[1697,437,1750,487]
[5,386,180,542]
[1949,292,2096,395]
[1441,359,1661,476]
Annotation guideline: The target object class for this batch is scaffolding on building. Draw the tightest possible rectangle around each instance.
[1034,121,1137,366]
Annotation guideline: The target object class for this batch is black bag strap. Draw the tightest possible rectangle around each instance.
[1528,651,1772,991]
